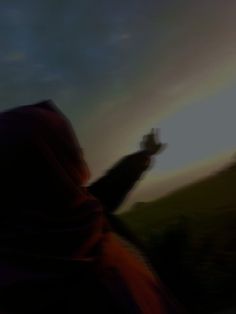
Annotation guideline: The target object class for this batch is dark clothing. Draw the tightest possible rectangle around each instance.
[88,150,151,213]
[0,100,180,313]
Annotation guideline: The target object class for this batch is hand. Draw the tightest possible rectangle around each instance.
[140,128,167,156]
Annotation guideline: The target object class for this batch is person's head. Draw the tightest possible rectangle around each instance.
[0,100,91,216]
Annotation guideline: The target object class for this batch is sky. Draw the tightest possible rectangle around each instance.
[0,0,236,211]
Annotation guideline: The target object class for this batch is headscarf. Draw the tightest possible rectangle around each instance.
[0,100,103,258]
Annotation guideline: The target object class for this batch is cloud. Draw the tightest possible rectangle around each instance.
[4,52,26,63]
[120,33,131,40]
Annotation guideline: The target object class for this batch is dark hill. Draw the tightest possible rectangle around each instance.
[120,164,236,313]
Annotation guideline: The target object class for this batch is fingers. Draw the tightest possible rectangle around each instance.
[150,128,160,142]
[142,128,163,144]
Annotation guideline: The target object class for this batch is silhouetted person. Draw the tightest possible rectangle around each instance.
[0,100,181,313]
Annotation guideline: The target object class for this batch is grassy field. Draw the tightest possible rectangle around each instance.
[120,164,236,313]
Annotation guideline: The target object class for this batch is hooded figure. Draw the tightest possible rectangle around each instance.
[0,100,182,313]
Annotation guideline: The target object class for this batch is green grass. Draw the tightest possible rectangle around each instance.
[120,165,236,313]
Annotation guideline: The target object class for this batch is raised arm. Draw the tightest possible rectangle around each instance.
[87,128,166,213]
[87,150,151,213]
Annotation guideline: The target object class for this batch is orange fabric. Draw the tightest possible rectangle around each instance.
[93,232,170,314]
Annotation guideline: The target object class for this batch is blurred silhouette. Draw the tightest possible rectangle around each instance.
[0,100,181,313]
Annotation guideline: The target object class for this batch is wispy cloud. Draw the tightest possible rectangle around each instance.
[4,52,26,63]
